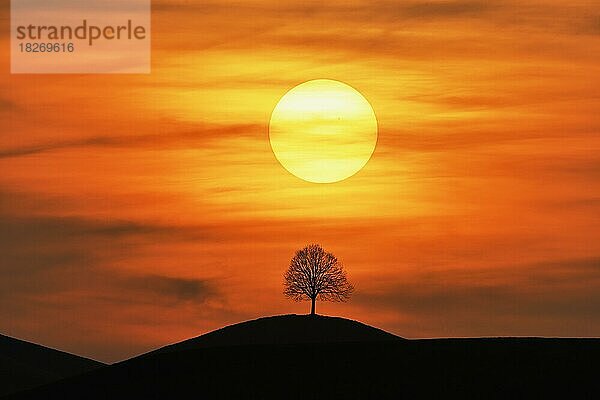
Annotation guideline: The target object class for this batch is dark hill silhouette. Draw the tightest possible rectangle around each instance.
[0,334,104,397]
[148,314,401,355]
[4,315,600,399]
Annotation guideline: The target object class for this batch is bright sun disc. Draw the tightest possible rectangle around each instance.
[269,79,378,183]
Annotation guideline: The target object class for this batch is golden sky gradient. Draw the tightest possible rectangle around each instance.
[1,0,599,362]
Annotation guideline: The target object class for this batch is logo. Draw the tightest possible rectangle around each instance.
[11,0,150,73]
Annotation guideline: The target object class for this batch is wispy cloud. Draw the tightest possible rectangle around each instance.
[124,275,215,305]
[0,123,262,159]
[355,257,600,336]
[402,1,492,18]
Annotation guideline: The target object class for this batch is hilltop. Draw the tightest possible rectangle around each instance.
[147,314,401,355]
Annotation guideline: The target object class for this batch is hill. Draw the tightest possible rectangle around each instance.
[0,334,104,397]
[4,315,600,399]
[148,314,401,355]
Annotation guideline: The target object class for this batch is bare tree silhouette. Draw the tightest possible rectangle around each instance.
[283,244,354,316]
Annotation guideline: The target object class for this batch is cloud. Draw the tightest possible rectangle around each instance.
[591,15,600,34]
[0,140,97,159]
[0,98,17,112]
[0,214,166,297]
[355,257,600,336]
[153,0,493,21]
[0,123,262,159]
[403,1,492,19]
[0,185,221,294]
[124,275,215,305]
[550,197,600,210]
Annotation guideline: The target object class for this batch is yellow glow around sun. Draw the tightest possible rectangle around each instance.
[269,79,378,183]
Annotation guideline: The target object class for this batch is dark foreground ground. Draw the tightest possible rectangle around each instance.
[3,315,600,399]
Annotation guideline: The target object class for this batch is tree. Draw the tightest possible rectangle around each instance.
[283,244,354,316]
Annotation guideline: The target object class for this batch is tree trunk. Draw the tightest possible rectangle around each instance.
[310,297,316,316]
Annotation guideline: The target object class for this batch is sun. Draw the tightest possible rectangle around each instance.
[269,79,378,183]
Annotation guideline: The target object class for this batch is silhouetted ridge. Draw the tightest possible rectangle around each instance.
[150,314,401,356]
[0,334,104,396]
[5,320,600,399]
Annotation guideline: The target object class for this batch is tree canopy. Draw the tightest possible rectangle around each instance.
[283,244,353,315]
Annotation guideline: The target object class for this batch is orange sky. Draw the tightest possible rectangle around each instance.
[1,0,599,362]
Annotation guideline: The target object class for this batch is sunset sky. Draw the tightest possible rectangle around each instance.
[1,0,599,363]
